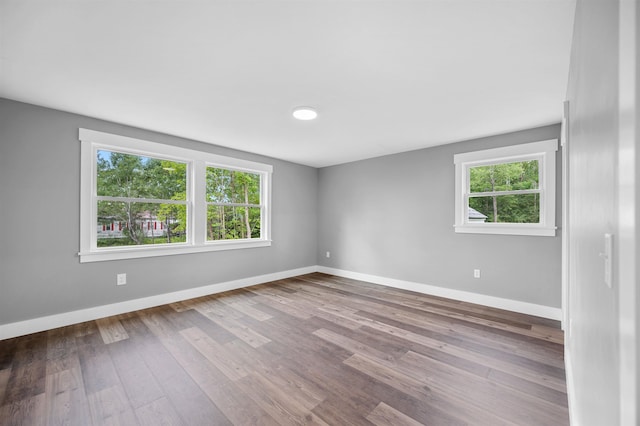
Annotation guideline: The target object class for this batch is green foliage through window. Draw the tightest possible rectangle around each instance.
[468,160,540,223]
[206,168,261,240]
[96,150,187,246]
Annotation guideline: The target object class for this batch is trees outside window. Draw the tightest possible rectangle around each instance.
[454,139,558,236]
[206,167,262,241]
[79,129,272,263]
[96,150,187,247]
[468,159,540,224]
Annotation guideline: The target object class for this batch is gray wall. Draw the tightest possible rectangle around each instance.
[317,124,562,308]
[0,98,318,326]
[565,0,639,424]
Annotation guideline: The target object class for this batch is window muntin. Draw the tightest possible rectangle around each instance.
[206,167,263,241]
[454,140,557,236]
[79,129,272,262]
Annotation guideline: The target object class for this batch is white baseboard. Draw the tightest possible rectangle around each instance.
[0,266,317,340]
[317,266,562,321]
[0,264,562,340]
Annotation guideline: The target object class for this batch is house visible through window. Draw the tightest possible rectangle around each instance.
[96,150,187,247]
[454,139,558,236]
[79,129,272,263]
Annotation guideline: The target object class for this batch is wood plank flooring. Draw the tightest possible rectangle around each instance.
[0,273,569,425]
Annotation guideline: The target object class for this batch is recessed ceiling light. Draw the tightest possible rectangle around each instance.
[292,107,318,121]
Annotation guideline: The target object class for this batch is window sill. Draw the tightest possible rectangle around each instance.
[454,224,557,237]
[79,240,272,263]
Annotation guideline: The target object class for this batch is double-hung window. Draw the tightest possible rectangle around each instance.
[95,150,188,248]
[205,167,263,242]
[79,129,272,262]
[454,139,558,236]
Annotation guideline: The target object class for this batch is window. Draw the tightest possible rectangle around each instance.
[96,150,188,247]
[206,167,262,241]
[79,129,272,262]
[454,139,558,236]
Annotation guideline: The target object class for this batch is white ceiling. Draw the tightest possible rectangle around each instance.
[0,0,576,168]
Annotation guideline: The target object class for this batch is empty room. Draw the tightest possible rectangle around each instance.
[0,0,638,425]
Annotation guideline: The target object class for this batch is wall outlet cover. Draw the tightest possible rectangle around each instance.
[117,273,127,286]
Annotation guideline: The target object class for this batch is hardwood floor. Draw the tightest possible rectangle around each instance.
[0,273,569,425]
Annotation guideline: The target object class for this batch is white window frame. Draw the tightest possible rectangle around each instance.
[453,139,558,237]
[79,129,272,263]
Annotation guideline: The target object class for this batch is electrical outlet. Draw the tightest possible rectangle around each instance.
[116,273,127,286]
[473,269,481,279]
[326,251,331,258]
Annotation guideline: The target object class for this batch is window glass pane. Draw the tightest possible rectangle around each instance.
[469,160,538,193]
[468,194,540,223]
[206,168,260,204]
[97,150,187,199]
[207,206,261,240]
[97,201,186,246]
